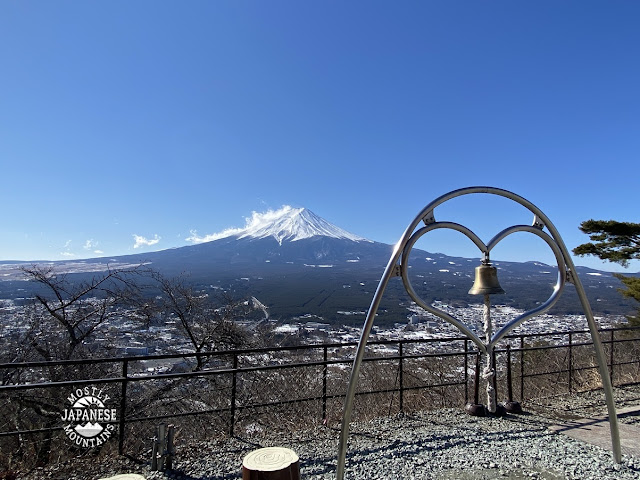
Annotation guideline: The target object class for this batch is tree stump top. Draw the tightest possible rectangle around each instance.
[242,447,300,480]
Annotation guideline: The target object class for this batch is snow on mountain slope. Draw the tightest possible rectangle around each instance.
[191,206,371,245]
[238,206,369,244]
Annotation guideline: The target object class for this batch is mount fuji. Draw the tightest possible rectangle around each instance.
[0,207,398,322]
[166,206,388,269]
[0,206,635,323]
[200,206,370,245]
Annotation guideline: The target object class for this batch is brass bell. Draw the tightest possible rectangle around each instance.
[468,263,505,295]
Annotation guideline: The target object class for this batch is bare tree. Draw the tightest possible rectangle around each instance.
[20,264,146,361]
[0,265,147,468]
[2,267,253,468]
[151,272,249,370]
[116,273,253,444]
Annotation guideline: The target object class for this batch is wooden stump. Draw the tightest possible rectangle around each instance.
[242,446,300,480]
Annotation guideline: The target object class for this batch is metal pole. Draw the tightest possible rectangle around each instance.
[564,262,621,463]
[610,330,615,385]
[464,339,469,405]
[323,346,328,422]
[520,336,525,401]
[336,240,407,480]
[504,343,522,414]
[399,342,404,413]
[230,353,237,437]
[118,359,128,455]
[568,332,573,394]
[492,349,499,409]
[507,345,513,401]
[474,352,481,405]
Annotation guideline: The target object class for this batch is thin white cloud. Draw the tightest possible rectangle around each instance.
[59,239,76,257]
[186,206,295,244]
[133,234,161,249]
[244,206,294,229]
[81,239,104,255]
[186,228,243,244]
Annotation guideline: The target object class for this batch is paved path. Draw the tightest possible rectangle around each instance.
[549,406,640,457]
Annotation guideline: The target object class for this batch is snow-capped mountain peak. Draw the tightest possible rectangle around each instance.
[238,206,368,244]
[191,206,370,245]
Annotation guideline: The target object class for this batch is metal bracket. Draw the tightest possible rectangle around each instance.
[422,210,436,225]
[532,215,545,230]
[566,269,575,284]
[391,264,402,277]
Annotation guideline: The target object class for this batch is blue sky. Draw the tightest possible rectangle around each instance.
[1,1,638,272]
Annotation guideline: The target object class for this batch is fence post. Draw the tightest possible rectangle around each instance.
[610,329,615,385]
[568,332,573,394]
[506,344,512,400]
[464,339,469,405]
[230,353,238,437]
[519,336,524,402]
[118,359,128,455]
[473,352,482,406]
[322,346,328,421]
[492,348,499,406]
[399,341,404,413]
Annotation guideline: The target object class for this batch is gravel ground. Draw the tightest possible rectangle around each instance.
[526,384,640,425]
[16,386,640,480]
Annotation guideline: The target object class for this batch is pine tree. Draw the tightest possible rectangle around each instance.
[573,220,640,325]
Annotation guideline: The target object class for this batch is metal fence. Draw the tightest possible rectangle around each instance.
[1,325,639,456]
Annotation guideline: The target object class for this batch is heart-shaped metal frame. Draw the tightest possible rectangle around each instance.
[400,221,566,352]
[336,187,621,479]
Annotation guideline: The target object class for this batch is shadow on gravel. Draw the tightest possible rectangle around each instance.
[330,417,553,478]
[435,467,565,480]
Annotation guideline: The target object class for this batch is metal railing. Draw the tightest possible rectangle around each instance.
[513,326,640,400]
[1,325,639,455]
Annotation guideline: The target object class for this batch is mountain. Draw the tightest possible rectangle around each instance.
[0,207,637,323]
[214,206,370,244]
